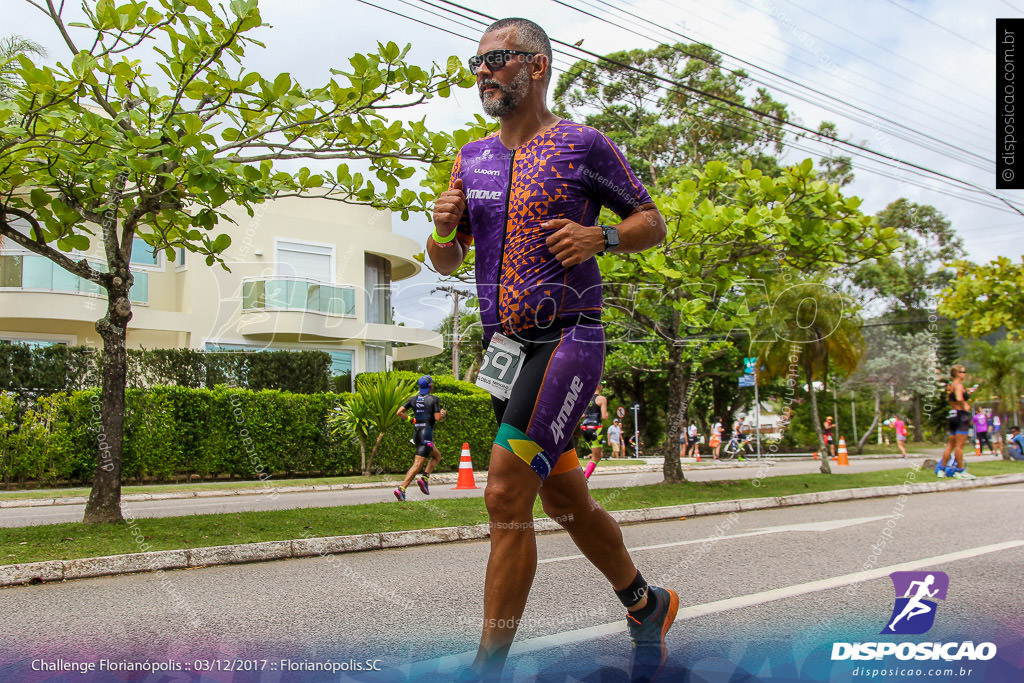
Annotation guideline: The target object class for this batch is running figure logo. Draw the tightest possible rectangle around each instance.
[880,571,949,635]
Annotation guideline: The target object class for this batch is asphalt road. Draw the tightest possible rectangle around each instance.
[1,486,1021,681]
[3,453,995,528]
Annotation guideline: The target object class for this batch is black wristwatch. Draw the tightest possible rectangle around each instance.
[599,225,620,254]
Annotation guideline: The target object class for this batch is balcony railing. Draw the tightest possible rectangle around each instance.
[0,254,148,303]
[241,276,355,316]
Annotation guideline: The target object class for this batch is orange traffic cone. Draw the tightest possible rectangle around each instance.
[453,443,478,489]
[695,451,701,462]
[813,451,819,460]
[837,437,850,466]
[975,441,981,456]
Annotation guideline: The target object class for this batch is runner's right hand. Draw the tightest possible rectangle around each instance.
[433,178,466,239]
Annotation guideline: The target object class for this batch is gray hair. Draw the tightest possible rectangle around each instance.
[484,17,553,64]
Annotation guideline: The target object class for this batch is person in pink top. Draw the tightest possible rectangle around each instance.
[892,414,908,458]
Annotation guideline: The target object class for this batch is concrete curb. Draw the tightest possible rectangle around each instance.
[2,454,964,509]
[0,463,699,508]
[4,471,1022,588]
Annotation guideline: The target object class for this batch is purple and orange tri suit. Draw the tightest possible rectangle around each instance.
[449,120,653,479]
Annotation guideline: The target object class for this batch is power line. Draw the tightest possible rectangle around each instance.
[883,0,992,53]
[356,0,1022,219]
[770,0,990,105]
[432,0,1023,216]
[569,0,993,172]
[636,0,990,150]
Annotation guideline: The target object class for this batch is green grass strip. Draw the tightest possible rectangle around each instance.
[0,460,652,501]
[2,460,1019,566]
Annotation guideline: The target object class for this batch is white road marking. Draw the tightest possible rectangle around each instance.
[537,515,890,564]
[406,539,1024,676]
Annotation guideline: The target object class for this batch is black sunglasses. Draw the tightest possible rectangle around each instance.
[468,49,537,75]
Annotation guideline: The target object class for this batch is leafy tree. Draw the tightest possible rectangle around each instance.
[939,256,1024,339]
[967,339,1024,443]
[0,34,47,100]
[329,373,417,476]
[553,42,789,193]
[602,159,897,481]
[843,329,938,453]
[854,199,962,322]
[754,278,864,473]
[0,0,473,522]
[811,121,855,188]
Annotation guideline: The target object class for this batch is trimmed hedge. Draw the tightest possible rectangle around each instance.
[0,384,497,486]
[0,345,333,394]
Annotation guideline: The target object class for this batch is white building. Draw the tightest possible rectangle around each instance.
[0,198,442,379]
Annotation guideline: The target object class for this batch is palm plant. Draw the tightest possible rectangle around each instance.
[329,373,418,476]
[1,35,47,100]
[968,339,1024,446]
[755,278,864,473]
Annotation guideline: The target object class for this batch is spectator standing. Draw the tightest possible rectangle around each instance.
[687,421,700,459]
[608,419,623,459]
[990,411,1002,450]
[973,407,994,454]
[709,417,723,460]
[822,416,836,459]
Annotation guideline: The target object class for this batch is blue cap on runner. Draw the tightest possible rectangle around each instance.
[418,375,433,394]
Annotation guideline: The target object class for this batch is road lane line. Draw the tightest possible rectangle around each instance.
[407,538,1024,676]
[519,540,1024,653]
[537,515,890,564]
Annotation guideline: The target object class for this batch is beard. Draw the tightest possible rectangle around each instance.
[480,66,531,118]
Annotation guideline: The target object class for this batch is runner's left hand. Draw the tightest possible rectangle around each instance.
[543,219,604,267]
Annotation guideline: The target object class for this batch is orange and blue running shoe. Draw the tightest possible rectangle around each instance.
[627,585,679,682]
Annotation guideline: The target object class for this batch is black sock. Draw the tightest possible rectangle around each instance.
[616,570,649,609]
[630,589,658,621]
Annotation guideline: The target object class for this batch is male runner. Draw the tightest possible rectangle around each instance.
[394,375,447,501]
[429,17,675,681]
[581,384,609,478]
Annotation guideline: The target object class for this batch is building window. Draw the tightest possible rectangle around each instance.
[275,240,333,282]
[364,254,391,325]
[130,238,159,267]
[365,344,385,373]
[177,248,186,267]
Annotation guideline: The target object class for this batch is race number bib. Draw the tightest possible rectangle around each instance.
[475,333,525,400]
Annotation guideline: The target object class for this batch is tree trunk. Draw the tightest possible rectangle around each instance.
[363,431,385,476]
[912,392,923,442]
[663,354,688,483]
[82,279,133,524]
[857,389,881,454]
[462,357,478,383]
[358,437,367,475]
[805,359,831,474]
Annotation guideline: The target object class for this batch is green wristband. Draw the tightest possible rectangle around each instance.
[432,227,457,244]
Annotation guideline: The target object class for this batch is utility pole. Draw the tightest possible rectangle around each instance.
[432,285,473,378]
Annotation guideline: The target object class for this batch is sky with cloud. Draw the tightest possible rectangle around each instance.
[9,0,1020,330]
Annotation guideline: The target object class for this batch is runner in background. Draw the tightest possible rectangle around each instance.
[582,384,609,479]
[893,414,908,459]
[394,376,447,501]
[938,364,979,479]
